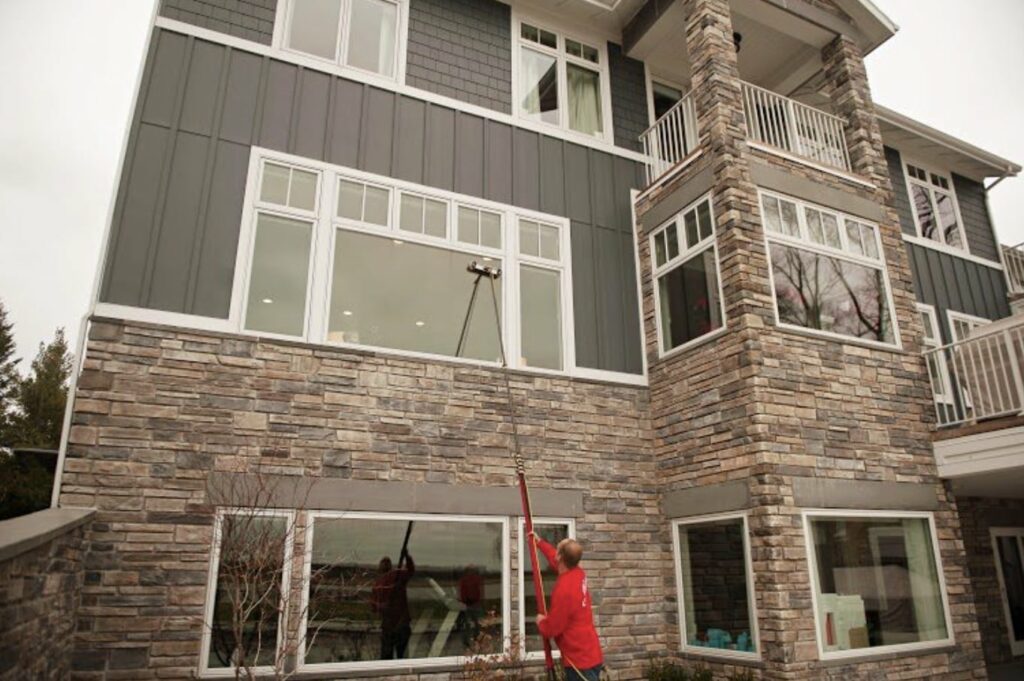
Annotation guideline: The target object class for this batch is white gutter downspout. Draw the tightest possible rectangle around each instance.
[50,1,160,508]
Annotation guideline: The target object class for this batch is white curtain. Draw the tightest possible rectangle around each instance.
[520,49,557,122]
[902,519,947,641]
[567,64,602,136]
[347,0,397,77]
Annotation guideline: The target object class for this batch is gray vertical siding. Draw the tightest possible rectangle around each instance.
[885,146,916,237]
[159,0,278,45]
[101,27,645,375]
[406,0,512,114]
[609,43,648,153]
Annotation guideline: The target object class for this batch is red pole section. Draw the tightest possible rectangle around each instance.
[518,473,555,676]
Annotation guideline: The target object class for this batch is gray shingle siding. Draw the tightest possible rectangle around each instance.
[160,0,278,45]
[609,42,647,153]
[405,0,511,114]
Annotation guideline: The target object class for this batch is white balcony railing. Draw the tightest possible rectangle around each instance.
[639,91,698,186]
[1003,242,1024,295]
[924,315,1024,427]
[740,81,852,173]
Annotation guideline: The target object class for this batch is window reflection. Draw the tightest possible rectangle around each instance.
[522,524,569,654]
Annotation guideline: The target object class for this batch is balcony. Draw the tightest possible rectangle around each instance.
[638,82,852,189]
[1003,242,1024,296]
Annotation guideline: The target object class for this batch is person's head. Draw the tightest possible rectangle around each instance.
[379,556,393,573]
[555,538,583,574]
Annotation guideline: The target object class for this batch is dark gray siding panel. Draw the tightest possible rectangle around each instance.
[102,28,645,375]
[953,173,1000,262]
[160,0,277,46]
[904,242,1010,343]
[608,43,647,153]
[885,146,916,237]
[405,0,512,114]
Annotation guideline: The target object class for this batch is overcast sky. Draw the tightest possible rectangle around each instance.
[1,0,1022,367]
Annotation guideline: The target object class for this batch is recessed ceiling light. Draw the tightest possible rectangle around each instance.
[261,298,274,304]
[342,310,353,316]
[415,320,425,327]
[393,239,404,245]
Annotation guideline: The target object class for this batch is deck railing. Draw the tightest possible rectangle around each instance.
[740,81,852,173]
[923,315,1024,427]
[639,91,698,186]
[1003,242,1024,295]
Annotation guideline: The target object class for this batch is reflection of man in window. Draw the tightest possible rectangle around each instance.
[371,552,415,659]
[457,564,484,647]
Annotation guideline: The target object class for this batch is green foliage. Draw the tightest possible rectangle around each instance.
[9,328,72,449]
[643,659,690,681]
[0,451,53,520]
[0,301,20,445]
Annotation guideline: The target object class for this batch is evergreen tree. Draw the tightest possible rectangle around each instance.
[0,301,20,447]
[12,328,72,449]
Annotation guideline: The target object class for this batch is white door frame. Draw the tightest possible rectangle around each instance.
[991,527,1024,657]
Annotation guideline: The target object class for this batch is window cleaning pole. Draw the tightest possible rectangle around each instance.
[456,263,557,679]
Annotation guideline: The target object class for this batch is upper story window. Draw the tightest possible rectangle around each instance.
[650,196,725,356]
[281,0,401,78]
[904,160,967,253]
[760,190,899,347]
[515,18,611,141]
[235,151,573,375]
[917,303,953,407]
[649,79,684,123]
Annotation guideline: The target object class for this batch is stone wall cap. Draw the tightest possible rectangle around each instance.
[0,507,95,563]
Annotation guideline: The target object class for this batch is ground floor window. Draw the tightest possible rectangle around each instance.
[672,514,758,659]
[992,528,1024,656]
[518,519,573,657]
[805,512,952,658]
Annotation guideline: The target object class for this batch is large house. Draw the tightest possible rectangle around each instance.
[14,0,1024,678]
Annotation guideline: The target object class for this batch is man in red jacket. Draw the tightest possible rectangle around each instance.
[528,532,603,681]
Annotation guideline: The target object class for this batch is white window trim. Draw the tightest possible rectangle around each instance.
[221,147,648,383]
[990,527,1024,657]
[198,508,297,679]
[649,193,728,359]
[916,303,954,407]
[272,0,409,87]
[670,511,761,662]
[154,17,650,166]
[515,517,576,660]
[946,310,991,343]
[644,66,687,128]
[758,189,903,351]
[902,156,970,256]
[296,511,511,674]
[802,509,956,662]
[510,10,614,145]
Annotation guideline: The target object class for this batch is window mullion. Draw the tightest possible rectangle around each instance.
[307,172,335,344]
[337,0,350,66]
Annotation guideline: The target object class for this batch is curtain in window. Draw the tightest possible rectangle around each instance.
[520,49,558,124]
[347,0,397,76]
[567,64,602,136]
[902,519,947,641]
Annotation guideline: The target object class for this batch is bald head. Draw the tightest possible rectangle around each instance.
[556,538,584,569]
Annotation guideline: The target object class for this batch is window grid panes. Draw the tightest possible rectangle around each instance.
[338,178,390,226]
[399,192,448,238]
[807,514,950,656]
[917,305,952,404]
[761,191,897,346]
[905,161,966,252]
[517,20,606,138]
[652,198,724,354]
[675,516,757,657]
[284,0,400,79]
[457,206,503,249]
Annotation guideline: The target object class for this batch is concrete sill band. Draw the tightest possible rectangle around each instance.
[0,507,96,563]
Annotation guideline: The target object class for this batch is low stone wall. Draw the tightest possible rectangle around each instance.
[0,507,94,681]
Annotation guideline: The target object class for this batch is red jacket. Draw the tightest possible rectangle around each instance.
[534,538,603,670]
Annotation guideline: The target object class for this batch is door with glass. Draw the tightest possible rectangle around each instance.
[992,528,1024,656]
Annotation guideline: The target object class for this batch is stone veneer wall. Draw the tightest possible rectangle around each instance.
[0,511,93,681]
[60,319,660,679]
[630,0,987,678]
[957,496,1024,667]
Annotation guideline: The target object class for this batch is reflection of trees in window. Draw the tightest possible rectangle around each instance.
[770,243,892,344]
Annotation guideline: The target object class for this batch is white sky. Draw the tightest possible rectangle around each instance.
[0,0,1021,365]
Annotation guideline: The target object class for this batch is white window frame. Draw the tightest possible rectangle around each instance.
[670,511,760,662]
[510,11,614,144]
[917,303,954,406]
[759,189,902,350]
[275,0,408,85]
[990,527,1024,657]
[516,517,576,660]
[802,509,956,662]
[902,157,969,256]
[644,69,687,127]
[228,147,604,382]
[649,193,727,358]
[198,508,296,678]
[947,310,991,343]
[296,511,511,674]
